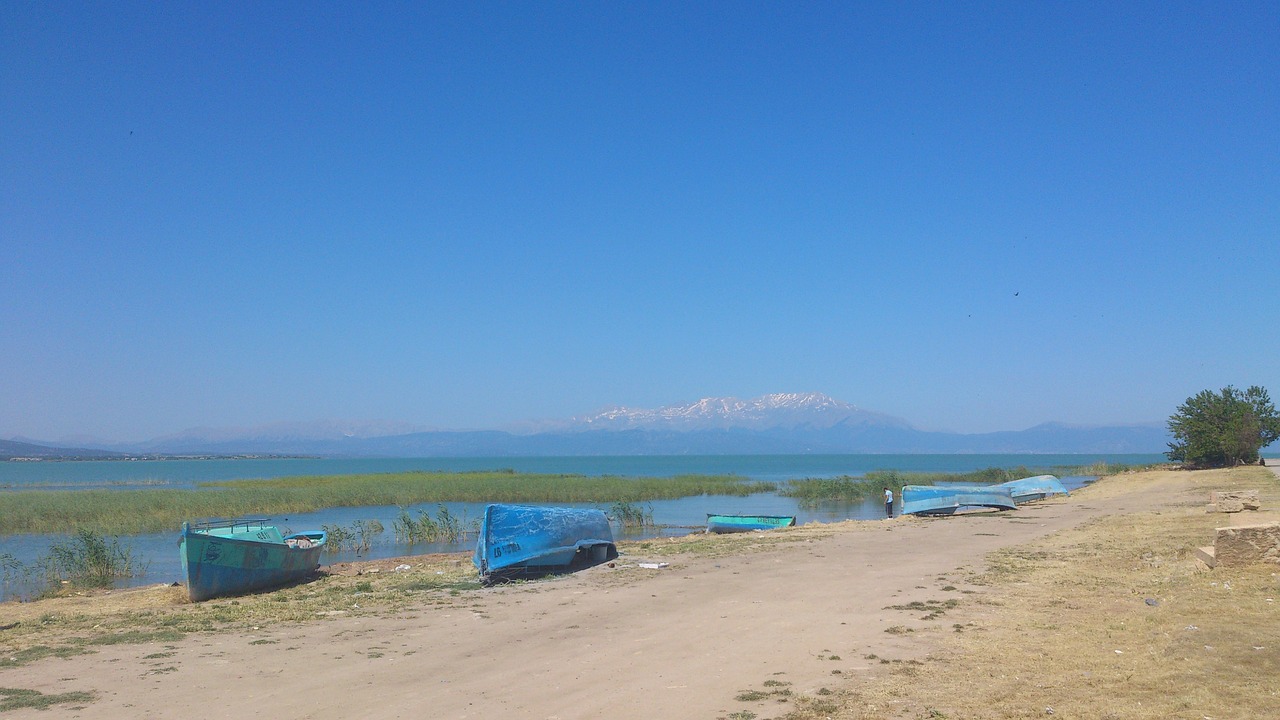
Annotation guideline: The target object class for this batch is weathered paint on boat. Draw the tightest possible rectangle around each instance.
[997,474,1069,503]
[473,504,617,583]
[180,520,326,602]
[900,485,1017,516]
[705,514,797,533]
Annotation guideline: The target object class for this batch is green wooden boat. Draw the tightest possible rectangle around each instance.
[180,519,326,602]
[706,514,797,534]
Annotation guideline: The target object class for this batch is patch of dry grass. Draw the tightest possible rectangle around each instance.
[802,466,1280,720]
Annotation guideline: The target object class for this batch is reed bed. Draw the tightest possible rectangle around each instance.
[0,471,773,536]
[2,529,146,599]
[608,500,656,528]
[391,504,477,544]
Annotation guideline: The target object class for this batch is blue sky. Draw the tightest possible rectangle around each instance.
[2,2,1277,442]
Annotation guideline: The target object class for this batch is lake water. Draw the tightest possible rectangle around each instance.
[0,453,1161,600]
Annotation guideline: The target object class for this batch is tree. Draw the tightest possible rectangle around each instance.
[1166,385,1280,468]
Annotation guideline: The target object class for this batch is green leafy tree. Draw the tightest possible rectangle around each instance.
[1167,386,1280,468]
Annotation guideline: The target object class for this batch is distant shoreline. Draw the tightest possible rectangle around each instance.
[3,454,317,463]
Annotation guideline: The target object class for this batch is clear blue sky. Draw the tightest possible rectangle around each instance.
[2,2,1277,442]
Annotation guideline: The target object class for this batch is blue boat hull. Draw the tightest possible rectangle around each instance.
[473,504,617,582]
[997,475,1069,503]
[900,485,1017,516]
[706,514,797,533]
[180,521,326,602]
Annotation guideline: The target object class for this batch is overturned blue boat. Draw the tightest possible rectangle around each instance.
[997,474,1069,503]
[473,504,618,583]
[706,514,797,533]
[900,485,1017,516]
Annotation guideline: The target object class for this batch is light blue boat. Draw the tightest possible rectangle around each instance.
[473,504,617,583]
[180,519,326,602]
[706,514,796,533]
[900,485,1017,516]
[997,474,1069,503]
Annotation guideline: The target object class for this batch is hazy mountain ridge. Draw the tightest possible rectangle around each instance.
[0,438,127,460]
[570,392,912,432]
[4,393,1174,458]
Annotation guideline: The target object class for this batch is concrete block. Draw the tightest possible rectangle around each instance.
[1193,546,1216,568]
[1207,490,1261,513]
[1213,522,1280,567]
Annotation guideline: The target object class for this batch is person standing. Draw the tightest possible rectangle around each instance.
[884,487,894,517]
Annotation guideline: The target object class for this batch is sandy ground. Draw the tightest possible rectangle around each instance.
[0,473,1217,719]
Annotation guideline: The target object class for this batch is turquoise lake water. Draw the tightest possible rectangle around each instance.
[0,453,1164,600]
[0,452,1163,490]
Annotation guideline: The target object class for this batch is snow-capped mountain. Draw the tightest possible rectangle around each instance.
[4,393,1173,458]
[573,392,913,431]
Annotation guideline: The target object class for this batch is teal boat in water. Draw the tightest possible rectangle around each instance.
[900,485,1018,516]
[705,514,797,533]
[180,520,326,602]
[473,504,617,584]
[997,474,1069,503]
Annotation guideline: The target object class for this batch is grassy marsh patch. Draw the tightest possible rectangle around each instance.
[0,471,773,536]
[0,687,95,712]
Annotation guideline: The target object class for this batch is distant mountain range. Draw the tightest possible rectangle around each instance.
[3,393,1173,460]
[0,438,128,460]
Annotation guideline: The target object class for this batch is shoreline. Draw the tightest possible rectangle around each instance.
[3,466,1276,718]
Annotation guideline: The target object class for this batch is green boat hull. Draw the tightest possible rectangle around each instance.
[706,514,797,533]
[180,521,326,602]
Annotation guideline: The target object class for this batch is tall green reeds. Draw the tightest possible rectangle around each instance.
[0,471,774,536]
[322,524,355,552]
[5,530,147,596]
[1,553,20,585]
[391,505,476,544]
[608,500,655,528]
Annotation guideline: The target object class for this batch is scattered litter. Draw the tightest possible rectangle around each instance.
[1144,598,1159,606]
[1045,707,1055,715]
[638,562,670,570]
[1204,645,1214,651]
[1114,650,1123,654]
[1185,625,1199,631]
[1223,582,1232,590]
[394,564,411,572]
[1254,646,1266,651]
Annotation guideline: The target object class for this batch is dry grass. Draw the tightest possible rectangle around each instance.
[795,466,1280,720]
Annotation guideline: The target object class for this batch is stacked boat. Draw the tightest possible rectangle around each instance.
[900,474,1068,516]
